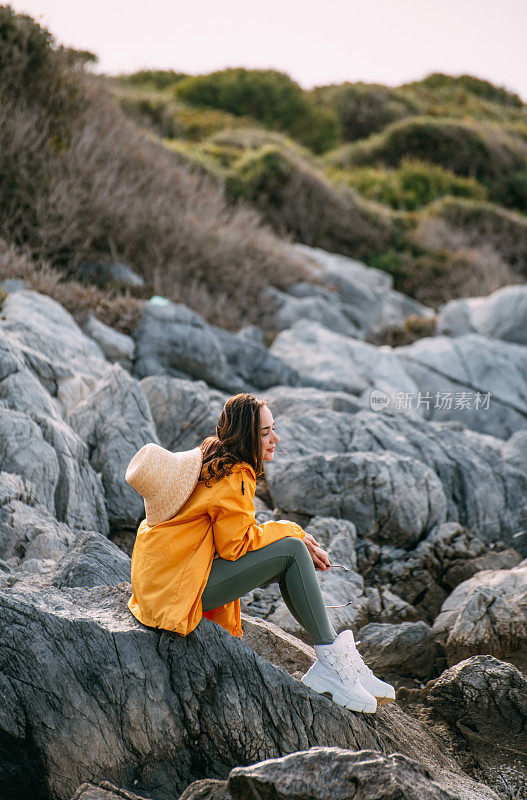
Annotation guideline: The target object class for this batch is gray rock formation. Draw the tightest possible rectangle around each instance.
[0,583,498,800]
[355,621,445,684]
[75,260,145,289]
[432,561,527,669]
[264,406,527,555]
[133,301,313,393]
[140,376,226,451]
[0,290,107,380]
[52,530,131,589]
[227,747,465,800]
[362,522,522,622]
[68,364,158,530]
[419,656,527,800]
[266,450,448,548]
[395,333,527,439]
[293,244,435,339]
[437,285,527,345]
[82,314,135,369]
[269,320,417,398]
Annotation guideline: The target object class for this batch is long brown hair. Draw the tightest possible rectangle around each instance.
[199,393,268,485]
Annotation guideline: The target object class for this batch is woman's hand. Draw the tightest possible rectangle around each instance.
[303,532,331,571]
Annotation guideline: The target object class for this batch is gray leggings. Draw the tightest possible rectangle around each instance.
[201,536,337,645]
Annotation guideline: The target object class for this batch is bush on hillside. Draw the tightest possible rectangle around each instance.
[116,69,189,90]
[324,116,527,213]
[112,84,245,141]
[409,73,524,108]
[331,157,488,210]
[225,144,392,258]
[174,68,341,153]
[310,81,422,141]
[415,197,527,274]
[0,9,313,329]
[0,5,82,139]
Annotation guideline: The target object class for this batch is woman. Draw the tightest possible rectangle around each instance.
[126,392,394,713]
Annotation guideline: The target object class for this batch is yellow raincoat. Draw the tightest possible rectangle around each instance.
[128,460,306,638]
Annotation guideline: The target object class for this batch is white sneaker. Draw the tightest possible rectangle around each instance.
[339,629,396,704]
[301,631,377,713]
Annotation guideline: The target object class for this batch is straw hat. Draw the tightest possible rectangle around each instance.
[125,442,204,526]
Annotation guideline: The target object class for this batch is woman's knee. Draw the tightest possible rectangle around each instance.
[282,535,311,560]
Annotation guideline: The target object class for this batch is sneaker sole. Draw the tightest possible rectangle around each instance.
[301,671,377,713]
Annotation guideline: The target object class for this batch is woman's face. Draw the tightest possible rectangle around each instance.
[259,405,279,461]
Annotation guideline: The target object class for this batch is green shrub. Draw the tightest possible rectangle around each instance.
[115,70,189,90]
[174,68,340,153]
[325,116,527,213]
[310,81,422,141]
[332,157,488,210]
[113,85,245,141]
[410,73,523,108]
[423,196,527,273]
[0,5,81,137]
[224,144,392,258]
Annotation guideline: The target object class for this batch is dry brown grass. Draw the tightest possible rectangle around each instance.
[0,239,143,334]
[0,73,311,330]
[410,215,525,299]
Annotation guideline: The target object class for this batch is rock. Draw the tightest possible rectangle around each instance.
[266,451,447,549]
[263,403,527,554]
[0,327,65,421]
[0,497,75,565]
[133,300,318,393]
[345,409,527,553]
[269,320,417,399]
[82,314,135,368]
[132,301,246,390]
[0,408,59,512]
[178,778,230,800]
[38,415,110,534]
[140,377,226,450]
[395,333,527,439]
[355,621,445,681]
[71,780,153,799]
[432,562,527,669]
[437,285,527,345]
[209,325,309,391]
[0,407,107,535]
[502,429,527,471]
[235,325,264,346]
[363,586,419,625]
[294,244,434,339]
[264,385,365,416]
[227,746,470,800]
[68,365,158,531]
[365,522,522,622]
[0,290,107,380]
[0,582,496,800]
[75,260,145,289]
[52,531,131,589]
[0,277,27,293]
[420,656,527,800]
[239,612,316,675]
[260,285,362,338]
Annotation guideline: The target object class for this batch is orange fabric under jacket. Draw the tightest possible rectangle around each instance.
[127,460,306,638]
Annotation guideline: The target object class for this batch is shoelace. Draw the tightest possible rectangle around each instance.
[348,643,374,678]
[325,651,360,685]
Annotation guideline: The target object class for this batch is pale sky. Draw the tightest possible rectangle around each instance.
[9,0,527,102]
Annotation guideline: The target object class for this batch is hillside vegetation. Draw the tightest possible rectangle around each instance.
[0,6,311,330]
[2,4,527,328]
